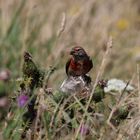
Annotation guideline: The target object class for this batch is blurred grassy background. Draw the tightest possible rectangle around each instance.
[0,0,140,88]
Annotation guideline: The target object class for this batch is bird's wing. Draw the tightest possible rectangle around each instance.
[65,59,71,75]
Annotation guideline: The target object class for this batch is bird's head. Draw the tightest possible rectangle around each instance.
[70,46,88,61]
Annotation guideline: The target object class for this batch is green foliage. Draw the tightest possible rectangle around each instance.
[0,81,7,97]
[22,52,45,89]
[3,108,26,139]
[92,85,105,103]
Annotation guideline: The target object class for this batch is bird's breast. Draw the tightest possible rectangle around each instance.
[70,59,82,70]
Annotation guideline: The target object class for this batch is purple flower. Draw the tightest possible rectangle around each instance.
[17,94,29,107]
[80,124,90,136]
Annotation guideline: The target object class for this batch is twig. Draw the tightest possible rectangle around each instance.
[118,81,130,103]
[34,88,44,140]
[43,66,56,90]
[33,88,49,140]
[107,106,117,131]
[137,64,140,96]
[107,81,133,131]
[137,64,140,112]
[57,12,66,38]
[50,97,64,128]
[73,94,94,122]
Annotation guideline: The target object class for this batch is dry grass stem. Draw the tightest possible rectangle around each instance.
[57,12,66,38]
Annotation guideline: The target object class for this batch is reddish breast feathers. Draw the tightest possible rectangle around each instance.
[70,58,81,71]
[68,58,87,76]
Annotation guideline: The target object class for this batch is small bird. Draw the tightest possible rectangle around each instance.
[66,46,93,77]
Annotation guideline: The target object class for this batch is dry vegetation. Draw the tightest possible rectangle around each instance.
[0,0,140,140]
